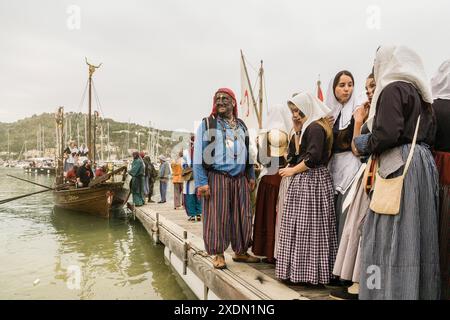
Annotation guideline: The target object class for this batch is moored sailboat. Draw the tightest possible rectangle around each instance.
[52,59,127,218]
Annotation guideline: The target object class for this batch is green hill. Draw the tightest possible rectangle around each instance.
[0,112,187,161]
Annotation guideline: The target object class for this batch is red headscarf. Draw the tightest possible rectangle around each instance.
[210,88,238,117]
[139,151,145,159]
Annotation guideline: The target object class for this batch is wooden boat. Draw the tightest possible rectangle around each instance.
[53,181,126,218]
[52,59,128,218]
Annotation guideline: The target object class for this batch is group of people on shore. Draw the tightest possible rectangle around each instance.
[128,150,202,221]
[193,45,449,300]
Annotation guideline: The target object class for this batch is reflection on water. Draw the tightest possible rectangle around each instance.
[0,168,196,300]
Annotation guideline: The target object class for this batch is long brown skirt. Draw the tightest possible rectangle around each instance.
[435,151,450,300]
[252,173,282,260]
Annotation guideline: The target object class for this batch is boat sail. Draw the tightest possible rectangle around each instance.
[52,59,127,218]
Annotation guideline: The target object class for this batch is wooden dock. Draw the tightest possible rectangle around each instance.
[135,202,334,300]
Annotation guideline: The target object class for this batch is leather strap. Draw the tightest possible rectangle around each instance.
[402,115,421,177]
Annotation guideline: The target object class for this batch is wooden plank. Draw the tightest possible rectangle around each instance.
[136,205,307,300]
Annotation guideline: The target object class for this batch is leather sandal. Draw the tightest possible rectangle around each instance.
[212,254,226,269]
[232,252,261,263]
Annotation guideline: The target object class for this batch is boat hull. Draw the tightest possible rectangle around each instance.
[53,182,126,218]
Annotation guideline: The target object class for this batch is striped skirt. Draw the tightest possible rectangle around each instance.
[275,166,337,284]
[202,171,252,255]
[359,144,441,300]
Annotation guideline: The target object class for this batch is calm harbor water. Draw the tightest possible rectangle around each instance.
[0,168,196,300]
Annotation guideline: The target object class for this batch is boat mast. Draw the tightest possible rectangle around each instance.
[240,50,261,127]
[84,114,87,146]
[85,57,102,164]
[93,110,98,165]
[257,60,264,129]
[42,126,45,157]
[55,107,65,185]
[100,121,104,162]
[7,129,10,161]
[147,122,151,155]
[107,122,110,161]
[127,119,130,155]
[77,122,80,146]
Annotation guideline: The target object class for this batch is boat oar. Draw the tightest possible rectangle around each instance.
[123,189,132,206]
[0,189,52,205]
[6,174,54,190]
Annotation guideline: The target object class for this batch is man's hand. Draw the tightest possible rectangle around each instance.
[197,185,210,199]
[248,179,256,192]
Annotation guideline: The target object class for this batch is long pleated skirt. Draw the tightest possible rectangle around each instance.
[273,176,292,259]
[333,166,369,282]
[359,144,441,300]
[435,150,450,300]
[252,173,282,260]
[276,166,337,284]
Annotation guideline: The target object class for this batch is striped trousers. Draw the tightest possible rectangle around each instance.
[202,171,252,255]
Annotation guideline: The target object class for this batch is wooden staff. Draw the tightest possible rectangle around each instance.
[7,174,54,190]
[0,189,51,205]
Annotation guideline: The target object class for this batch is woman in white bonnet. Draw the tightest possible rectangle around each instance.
[353,45,440,300]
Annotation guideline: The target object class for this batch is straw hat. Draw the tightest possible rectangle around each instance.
[258,129,289,158]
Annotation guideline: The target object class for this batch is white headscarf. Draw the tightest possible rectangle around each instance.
[263,104,292,135]
[431,59,450,100]
[367,45,433,131]
[326,73,364,130]
[257,104,292,180]
[287,92,332,143]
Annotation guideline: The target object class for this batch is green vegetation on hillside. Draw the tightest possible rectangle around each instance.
[0,112,188,160]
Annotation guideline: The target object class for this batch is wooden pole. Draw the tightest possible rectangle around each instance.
[84,114,87,146]
[88,75,92,162]
[42,126,45,157]
[77,122,80,146]
[240,50,260,125]
[258,60,264,129]
[93,111,97,166]
[107,122,110,161]
[127,120,130,155]
[55,107,65,185]
[100,123,104,162]
[0,189,52,205]
[7,174,54,190]
[7,129,10,160]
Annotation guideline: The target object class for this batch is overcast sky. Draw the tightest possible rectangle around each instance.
[1,0,449,131]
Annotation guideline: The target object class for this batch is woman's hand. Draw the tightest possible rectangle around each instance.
[325,116,335,128]
[279,167,296,177]
[354,102,369,124]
